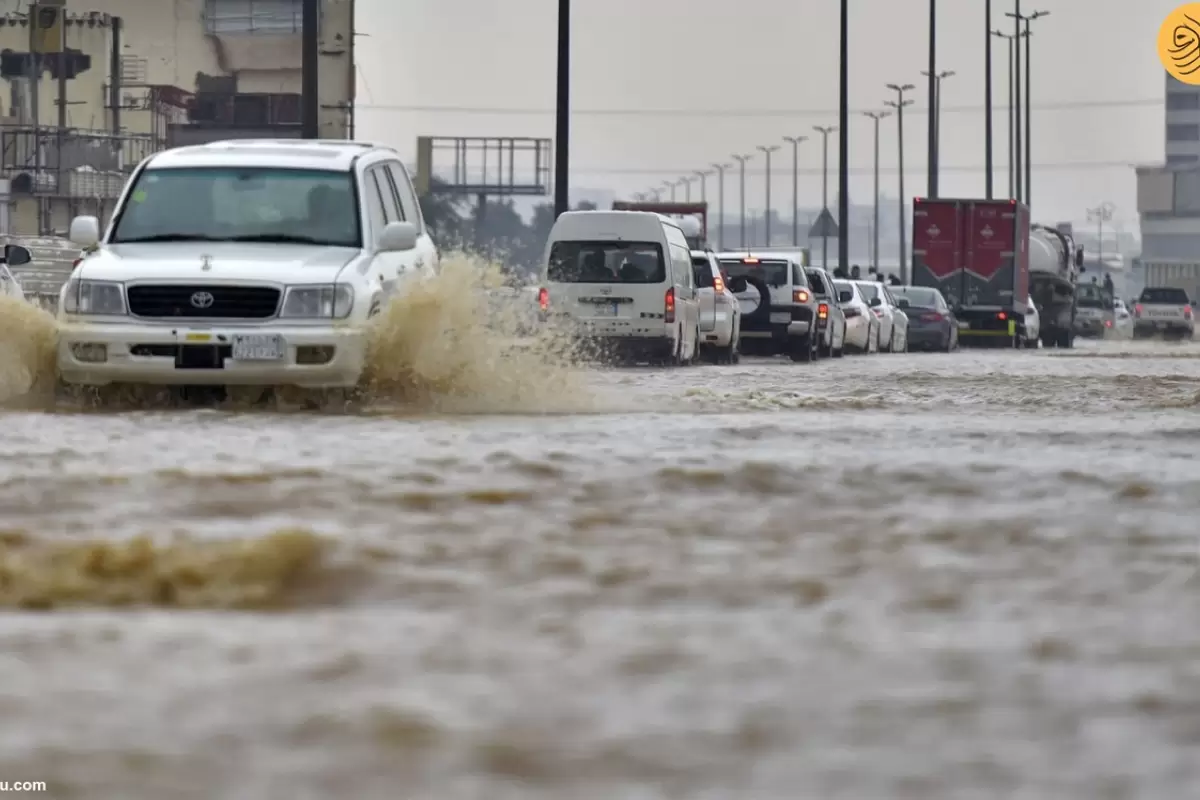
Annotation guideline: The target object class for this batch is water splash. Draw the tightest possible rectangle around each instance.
[0,296,57,406]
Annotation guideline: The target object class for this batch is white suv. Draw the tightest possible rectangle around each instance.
[57,139,438,391]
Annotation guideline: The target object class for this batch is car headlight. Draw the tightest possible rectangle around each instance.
[280,284,354,319]
[61,279,126,315]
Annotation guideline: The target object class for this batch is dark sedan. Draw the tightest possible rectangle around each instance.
[890,286,958,351]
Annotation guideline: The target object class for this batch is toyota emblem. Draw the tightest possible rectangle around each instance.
[190,291,215,309]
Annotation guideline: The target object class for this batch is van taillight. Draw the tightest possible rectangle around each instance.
[538,287,548,311]
[664,287,675,323]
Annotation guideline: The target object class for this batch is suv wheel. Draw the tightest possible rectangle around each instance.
[789,333,814,362]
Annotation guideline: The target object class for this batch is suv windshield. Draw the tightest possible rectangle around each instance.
[1139,287,1190,304]
[110,167,361,247]
[720,259,791,287]
[548,241,665,283]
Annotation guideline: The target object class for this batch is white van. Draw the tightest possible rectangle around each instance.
[540,211,700,365]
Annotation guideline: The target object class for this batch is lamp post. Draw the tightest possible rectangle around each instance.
[680,175,695,202]
[712,162,731,250]
[837,0,850,274]
[757,144,780,246]
[664,180,676,201]
[732,153,752,248]
[984,0,993,198]
[863,110,890,275]
[1016,9,1048,207]
[885,83,915,282]
[921,69,954,189]
[1087,202,1114,265]
[695,169,713,203]
[553,0,569,217]
[1009,0,1022,203]
[813,125,836,269]
[991,29,1021,198]
[783,135,808,246]
[926,0,937,197]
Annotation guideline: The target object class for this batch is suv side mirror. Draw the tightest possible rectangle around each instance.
[378,221,417,252]
[69,215,100,247]
[2,243,30,266]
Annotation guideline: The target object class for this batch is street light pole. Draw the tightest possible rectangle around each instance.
[992,30,1018,199]
[664,181,676,201]
[985,0,993,198]
[757,144,780,246]
[680,176,695,202]
[1009,0,1022,203]
[553,0,570,217]
[813,125,835,269]
[695,170,713,203]
[712,162,731,250]
[1087,202,1114,264]
[732,153,752,249]
[1024,11,1047,208]
[783,136,807,246]
[838,0,850,273]
[863,111,890,274]
[886,83,915,282]
[921,69,954,189]
[927,0,937,197]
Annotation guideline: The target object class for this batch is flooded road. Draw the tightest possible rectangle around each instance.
[2,314,1199,796]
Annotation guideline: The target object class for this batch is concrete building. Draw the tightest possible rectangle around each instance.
[0,0,354,236]
[1166,73,1200,166]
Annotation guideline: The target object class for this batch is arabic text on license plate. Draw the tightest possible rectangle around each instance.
[593,303,618,317]
[232,334,284,361]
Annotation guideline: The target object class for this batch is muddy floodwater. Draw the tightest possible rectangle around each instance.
[1,280,1199,798]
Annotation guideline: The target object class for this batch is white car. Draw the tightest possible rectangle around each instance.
[541,210,701,366]
[1112,298,1133,336]
[691,249,740,363]
[854,280,907,352]
[56,139,438,395]
[833,279,879,353]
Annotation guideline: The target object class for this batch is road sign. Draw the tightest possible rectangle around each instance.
[808,207,839,238]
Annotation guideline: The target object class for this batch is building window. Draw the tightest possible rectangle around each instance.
[1167,92,1200,111]
[204,0,302,35]
[1167,123,1200,141]
[1168,153,1200,165]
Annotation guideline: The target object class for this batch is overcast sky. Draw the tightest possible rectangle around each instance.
[355,0,1176,231]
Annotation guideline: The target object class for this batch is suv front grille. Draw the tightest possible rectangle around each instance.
[126,284,281,318]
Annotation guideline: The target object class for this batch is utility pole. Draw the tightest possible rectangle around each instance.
[1087,202,1113,265]
[838,0,850,274]
[695,169,712,203]
[992,29,1019,199]
[921,69,954,188]
[863,111,890,274]
[732,153,752,249]
[885,83,915,282]
[984,0,993,198]
[1024,11,1047,207]
[712,162,731,250]
[1009,0,1022,203]
[680,175,694,202]
[926,0,937,197]
[783,136,807,246]
[301,0,319,138]
[757,144,779,246]
[552,0,570,216]
[813,126,835,269]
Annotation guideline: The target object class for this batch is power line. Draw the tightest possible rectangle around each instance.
[359,96,1161,118]
[562,159,1145,176]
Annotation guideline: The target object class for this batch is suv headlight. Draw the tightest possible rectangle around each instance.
[280,284,354,319]
[61,279,126,315]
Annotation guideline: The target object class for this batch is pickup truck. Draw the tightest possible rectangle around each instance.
[1133,286,1195,339]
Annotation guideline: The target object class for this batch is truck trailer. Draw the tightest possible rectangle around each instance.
[911,197,1030,346]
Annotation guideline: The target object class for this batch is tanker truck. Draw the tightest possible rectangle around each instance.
[1028,224,1085,347]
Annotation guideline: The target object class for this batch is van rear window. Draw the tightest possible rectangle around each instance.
[548,241,666,283]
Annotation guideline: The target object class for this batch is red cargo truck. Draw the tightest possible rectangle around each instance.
[911,197,1030,345]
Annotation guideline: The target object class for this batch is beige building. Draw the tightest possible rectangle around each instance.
[0,0,354,236]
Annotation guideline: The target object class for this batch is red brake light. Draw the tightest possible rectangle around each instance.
[818,302,828,319]
[714,274,726,293]
[537,287,548,311]
[997,312,1007,320]
[1134,303,1143,316]
[664,287,675,323]
[1105,319,1113,327]
[742,257,759,264]
[1186,305,1193,319]
[793,289,810,304]
[920,312,944,321]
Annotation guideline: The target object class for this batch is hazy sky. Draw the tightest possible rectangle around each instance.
[355,0,1177,231]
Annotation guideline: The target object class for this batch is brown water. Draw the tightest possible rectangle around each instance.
[0,269,1198,798]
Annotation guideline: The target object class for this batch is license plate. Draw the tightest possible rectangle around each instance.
[232,334,284,361]
[770,312,791,323]
[957,321,970,329]
[592,303,618,317]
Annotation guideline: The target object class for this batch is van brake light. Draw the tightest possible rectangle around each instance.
[538,287,548,311]
[664,287,675,323]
